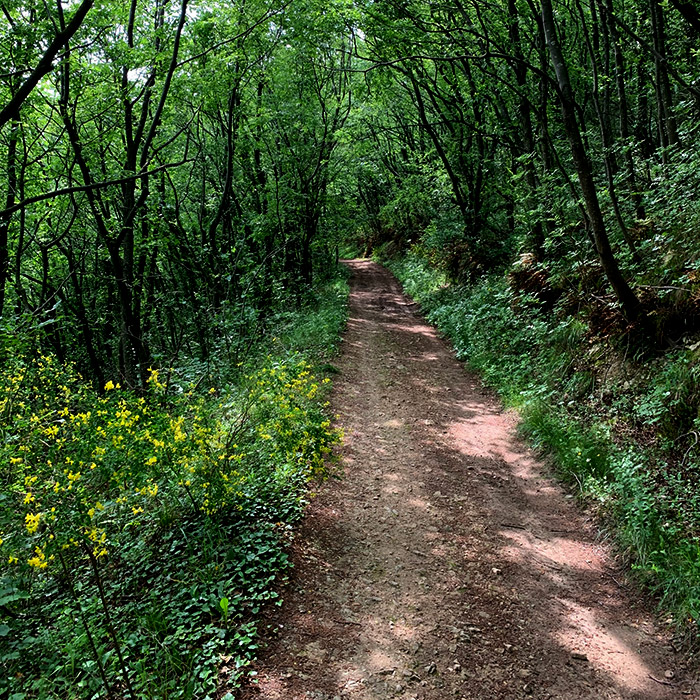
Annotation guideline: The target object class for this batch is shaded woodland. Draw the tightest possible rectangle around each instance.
[3,0,700,370]
[3,0,700,696]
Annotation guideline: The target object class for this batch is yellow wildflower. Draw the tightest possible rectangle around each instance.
[25,512,41,533]
[27,547,48,569]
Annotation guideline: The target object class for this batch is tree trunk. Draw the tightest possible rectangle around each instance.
[509,0,545,258]
[578,0,640,261]
[601,0,645,219]
[0,117,19,316]
[540,0,645,322]
[650,0,679,152]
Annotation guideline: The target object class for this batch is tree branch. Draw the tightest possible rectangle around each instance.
[0,0,94,128]
[600,3,700,98]
[0,159,193,219]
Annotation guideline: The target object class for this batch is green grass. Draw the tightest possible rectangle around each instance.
[385,250,700,632]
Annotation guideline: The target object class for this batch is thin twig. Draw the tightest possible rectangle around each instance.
[605,572,627,589]
[648,674,675,687]
[333,618,363,627]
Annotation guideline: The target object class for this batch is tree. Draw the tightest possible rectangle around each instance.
[540,0,644,321]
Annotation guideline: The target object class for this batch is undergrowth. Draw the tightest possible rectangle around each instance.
[0,275,349,699]
[384,249,700,634]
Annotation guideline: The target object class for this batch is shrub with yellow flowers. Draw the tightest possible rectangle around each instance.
[0,349,341,699]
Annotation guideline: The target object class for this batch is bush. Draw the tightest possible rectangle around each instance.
[0,278,348,699]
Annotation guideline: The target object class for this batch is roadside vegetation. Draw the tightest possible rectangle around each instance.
[0,273,348,699]
[384,250,700,635]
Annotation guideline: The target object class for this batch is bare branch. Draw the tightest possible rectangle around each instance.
[0,0,94,128]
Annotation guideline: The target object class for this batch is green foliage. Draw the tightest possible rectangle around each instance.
[0,0,357,387]
[633,350,700,441]
[388,249,700,629]
[0,276,348,699]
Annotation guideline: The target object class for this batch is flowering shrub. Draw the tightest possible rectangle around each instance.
[0,351,340,699]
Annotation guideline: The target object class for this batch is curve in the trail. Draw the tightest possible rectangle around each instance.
[239,259,693,700]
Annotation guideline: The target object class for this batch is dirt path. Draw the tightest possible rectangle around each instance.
[239,259,695,700]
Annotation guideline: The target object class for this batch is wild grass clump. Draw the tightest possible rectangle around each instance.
[386,250,700,632]
[0,277,348,699]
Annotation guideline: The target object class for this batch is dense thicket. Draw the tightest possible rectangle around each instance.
[351,0,700,342]
[6,0,700,376]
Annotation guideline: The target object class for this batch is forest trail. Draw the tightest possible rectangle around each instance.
[238,260,694,700]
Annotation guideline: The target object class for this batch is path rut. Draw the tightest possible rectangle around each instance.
[238,259,695,700]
